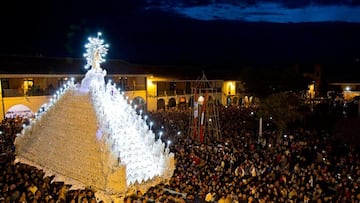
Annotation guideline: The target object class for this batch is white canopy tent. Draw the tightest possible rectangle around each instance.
[5,104,33,118]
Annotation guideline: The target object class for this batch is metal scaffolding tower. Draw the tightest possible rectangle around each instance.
[189,73,222,143]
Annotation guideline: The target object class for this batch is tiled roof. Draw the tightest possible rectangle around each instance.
[0,55,221,80]
[0,55,148,75]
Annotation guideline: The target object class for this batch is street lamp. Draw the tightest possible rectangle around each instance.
[198,96,205,105]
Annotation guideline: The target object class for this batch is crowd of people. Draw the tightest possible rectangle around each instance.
[0,117,104,203]
[130,107,360,203]
[1,105,360,203]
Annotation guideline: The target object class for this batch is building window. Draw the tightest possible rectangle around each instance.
[119,77,128,90]
[2,80,9,89]
[24,79,34,96]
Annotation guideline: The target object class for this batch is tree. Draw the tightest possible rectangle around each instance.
[239,65,308,99]
[257,92,304,132]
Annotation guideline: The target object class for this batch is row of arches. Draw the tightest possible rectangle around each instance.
[4,95,255,117]
[4,97,148,119]
[157,95,255,110]
[156,96,217,111]
[157,97,188,111]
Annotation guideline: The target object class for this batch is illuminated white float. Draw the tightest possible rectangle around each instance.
[14,32,175,201]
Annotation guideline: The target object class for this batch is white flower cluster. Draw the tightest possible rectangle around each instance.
[83,32,109,70]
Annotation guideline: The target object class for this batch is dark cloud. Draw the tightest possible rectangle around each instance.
[1,0,360,69]
[146,0,360,7]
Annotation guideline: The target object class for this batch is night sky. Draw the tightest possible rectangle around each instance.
[1,0,360,77]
